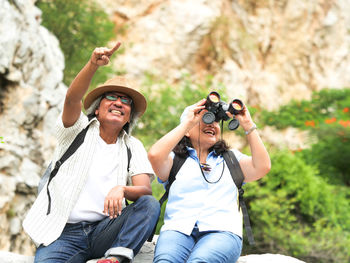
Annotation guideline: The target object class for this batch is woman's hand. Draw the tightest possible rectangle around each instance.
[91,42,121,67]
[103,185,125,219]
[182,99,207,129]
[226,103,255,132]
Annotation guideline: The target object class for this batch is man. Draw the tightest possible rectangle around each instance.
[23,42,160,263]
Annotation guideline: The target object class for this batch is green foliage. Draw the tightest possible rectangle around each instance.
[261,88,350,185]
[133,74,228,149]
[261,88,350,130]
[36,0,115,86]
[243,150,350,263]
[253,88,350,262]
[298,125,350,185]
[151,181,166,234]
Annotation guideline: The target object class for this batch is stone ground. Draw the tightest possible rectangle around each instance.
[0,239,306,263]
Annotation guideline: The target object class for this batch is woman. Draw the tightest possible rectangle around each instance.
[148,98,271,263]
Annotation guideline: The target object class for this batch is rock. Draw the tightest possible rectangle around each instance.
[0,251,34,263]
[0,249,307,263]
[238,253,306,263]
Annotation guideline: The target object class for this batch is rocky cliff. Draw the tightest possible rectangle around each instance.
[1,0,350,257]
[0,0,66,254]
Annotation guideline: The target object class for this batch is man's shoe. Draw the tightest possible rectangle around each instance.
[96,257,120,263]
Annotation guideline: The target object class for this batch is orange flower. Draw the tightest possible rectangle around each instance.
[304,107,311,112]
[325,117,336,124]
[339,120,350,128]
[305,120,315,127]
[343,107,349,113]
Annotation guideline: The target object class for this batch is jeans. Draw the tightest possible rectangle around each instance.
[153,225,242,263]
[34,195,160,263]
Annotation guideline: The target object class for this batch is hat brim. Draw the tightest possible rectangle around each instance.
[83,85,147,117]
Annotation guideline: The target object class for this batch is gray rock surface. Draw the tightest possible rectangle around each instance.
[0,248,307,263]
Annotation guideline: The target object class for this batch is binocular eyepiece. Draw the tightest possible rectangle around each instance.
[202,91,244,130]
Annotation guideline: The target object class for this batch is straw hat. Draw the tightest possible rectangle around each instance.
[84,76,147,117]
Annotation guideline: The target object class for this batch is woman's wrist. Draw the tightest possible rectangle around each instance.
[244,123,257,135]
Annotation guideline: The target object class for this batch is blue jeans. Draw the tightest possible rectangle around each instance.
[153,225,242,263]
[34,195,160,263]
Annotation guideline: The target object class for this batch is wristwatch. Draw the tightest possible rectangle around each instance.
[245,123,257,135]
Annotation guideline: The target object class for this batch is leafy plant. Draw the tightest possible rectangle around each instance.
[261,88,350,185]
[243,150,350,263]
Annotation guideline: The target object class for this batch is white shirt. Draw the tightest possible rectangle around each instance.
[159,147,247,238]
[23,112,154,246]
[68,136,126,223]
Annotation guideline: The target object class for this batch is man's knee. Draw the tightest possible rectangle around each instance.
[135,195,160,216]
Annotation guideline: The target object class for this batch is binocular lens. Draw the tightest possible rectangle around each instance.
[228,118,240,130]
[202,112,216,124]
[231,100,243,111]
[208,92,220,103]
[209,94,220,103]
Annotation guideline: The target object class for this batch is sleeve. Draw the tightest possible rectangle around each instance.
[128,136,155,182]
[55,112,89,145]
[231,148,249,162]
[51,112,89,161]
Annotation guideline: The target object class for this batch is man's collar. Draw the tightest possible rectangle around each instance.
[91,116,130,141]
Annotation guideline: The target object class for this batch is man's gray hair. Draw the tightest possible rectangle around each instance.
[85,95,139,135]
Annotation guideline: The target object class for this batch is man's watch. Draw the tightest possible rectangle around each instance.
[245,123,257,135]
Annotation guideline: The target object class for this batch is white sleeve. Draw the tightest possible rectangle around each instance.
[128,136,155,182]
[230,148,249,162]
[55,112,89,146]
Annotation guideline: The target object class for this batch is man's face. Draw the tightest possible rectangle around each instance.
[95,92,132,127]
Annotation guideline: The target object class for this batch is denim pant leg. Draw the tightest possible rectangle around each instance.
[187,231,242,263]
[153,230,196,263]
[90,195,160,258]
[34,222,94,263]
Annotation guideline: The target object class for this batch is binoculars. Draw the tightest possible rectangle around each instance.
[202,91,244,130]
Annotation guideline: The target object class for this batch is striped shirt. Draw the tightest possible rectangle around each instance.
[23,112,154,246]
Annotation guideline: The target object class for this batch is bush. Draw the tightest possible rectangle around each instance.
[242,150,350,262]
[261,88,350,185]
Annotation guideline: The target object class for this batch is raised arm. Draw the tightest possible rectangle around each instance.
[62,42,121,127]
[230,105,271,182]
[148,99,206,182]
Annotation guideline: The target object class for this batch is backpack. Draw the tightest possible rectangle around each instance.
[148,150,255,245]
[38,124,132,215]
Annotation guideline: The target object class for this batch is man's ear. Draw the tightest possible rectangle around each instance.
[95,108,99,116]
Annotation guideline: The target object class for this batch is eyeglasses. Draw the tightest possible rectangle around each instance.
[104,94,133,105]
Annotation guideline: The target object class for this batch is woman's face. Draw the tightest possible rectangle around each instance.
[187,120,221,149]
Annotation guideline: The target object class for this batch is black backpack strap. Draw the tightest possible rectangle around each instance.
[223,151,255,245]
[223,151,244,188]
[126,145,132,173]
[46,125,90,215]
[147,153,187,242]
[125,145,132,206]
[158,154,187,207]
